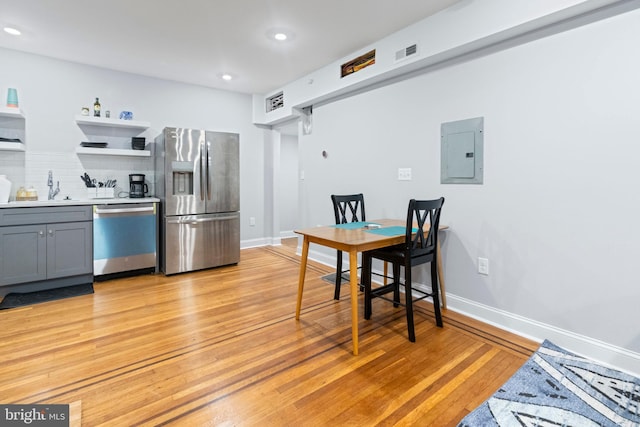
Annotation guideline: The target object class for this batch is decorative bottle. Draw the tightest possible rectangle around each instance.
[93,97,101,117]
[0,175,12,203]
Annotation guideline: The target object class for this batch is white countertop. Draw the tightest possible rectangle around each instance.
[0,197,160,208]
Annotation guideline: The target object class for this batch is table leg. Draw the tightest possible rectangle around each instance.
[295,236,310,320]
[436,241,446,309]
[349,250,359,355]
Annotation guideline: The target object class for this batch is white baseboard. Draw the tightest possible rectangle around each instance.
[301,247,337,268]
[280,230,297,239]
[240,237,272,249]
[446,294,640,377]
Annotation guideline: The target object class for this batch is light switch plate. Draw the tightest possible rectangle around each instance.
[398,168,412,181]
[478,257,489,275]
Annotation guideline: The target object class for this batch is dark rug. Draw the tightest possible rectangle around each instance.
[321,272,351,284]
[0,283,94,309]
[458,339,640,426]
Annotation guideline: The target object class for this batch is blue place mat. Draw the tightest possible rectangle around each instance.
[333,221,377,230]
[365,226,416,236]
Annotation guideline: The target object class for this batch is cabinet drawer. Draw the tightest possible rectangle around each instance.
[0,206,92,226]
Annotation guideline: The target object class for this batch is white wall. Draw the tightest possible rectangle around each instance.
[297,8,640,373]
[0,48,266,242]
[279,134,299,236]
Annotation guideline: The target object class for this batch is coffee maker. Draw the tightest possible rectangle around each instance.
[129,174,148,198]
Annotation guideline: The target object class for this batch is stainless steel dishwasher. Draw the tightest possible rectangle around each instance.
[93,203,157,277]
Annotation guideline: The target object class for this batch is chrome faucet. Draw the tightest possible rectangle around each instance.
[48,170,60,200]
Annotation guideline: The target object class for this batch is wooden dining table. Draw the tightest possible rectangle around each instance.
[294,219,447,355]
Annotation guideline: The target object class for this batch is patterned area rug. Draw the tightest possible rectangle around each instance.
[458,340,640,426]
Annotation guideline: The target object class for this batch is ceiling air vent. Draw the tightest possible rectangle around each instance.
[266,91,284,113]
[395,43,418,62]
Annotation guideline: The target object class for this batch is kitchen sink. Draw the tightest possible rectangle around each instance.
[3,199,84,207]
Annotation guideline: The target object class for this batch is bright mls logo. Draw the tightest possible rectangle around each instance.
[1,404,69,426]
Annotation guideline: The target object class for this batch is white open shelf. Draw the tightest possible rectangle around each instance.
[0,141,25,151]
[75,147,150,157]
[0,107,26,151]
[74,115,150,130]
[0,107,25,119]
[74,114,151,157]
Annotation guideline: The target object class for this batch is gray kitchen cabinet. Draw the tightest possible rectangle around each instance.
[0,206,93,293]
[0,224,47,284]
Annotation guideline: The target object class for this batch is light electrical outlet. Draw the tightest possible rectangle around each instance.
[249,217,256,226]
[478,257,489,275]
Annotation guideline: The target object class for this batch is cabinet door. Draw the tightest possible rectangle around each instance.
[46,221,93,279]
[0,224,47,285]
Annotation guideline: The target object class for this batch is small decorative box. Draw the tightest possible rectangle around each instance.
[131,137,145,150]
[87,188,115,199]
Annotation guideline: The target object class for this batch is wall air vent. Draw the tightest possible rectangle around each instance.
[266,91,284,113]
[395,43,418,62]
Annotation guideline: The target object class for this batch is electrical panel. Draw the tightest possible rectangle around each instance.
[441,117,484,184]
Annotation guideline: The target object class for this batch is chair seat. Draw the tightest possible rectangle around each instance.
[366,244,404,260]
[368,245,436,265]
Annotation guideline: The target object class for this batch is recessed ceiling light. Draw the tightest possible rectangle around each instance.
[220,73,233,81]
[4,27,21,36]
[266,28,294,42]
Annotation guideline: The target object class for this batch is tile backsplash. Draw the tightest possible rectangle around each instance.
[0,150,155,201]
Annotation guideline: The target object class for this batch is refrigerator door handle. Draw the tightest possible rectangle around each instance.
[167,214,239,224]
[199,140,205,201]
[206,140,211,201]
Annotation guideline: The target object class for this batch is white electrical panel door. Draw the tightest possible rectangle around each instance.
[441,117,484,184]
[446,132,475,178]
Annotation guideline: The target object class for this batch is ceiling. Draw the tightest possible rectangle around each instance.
[0,0,461,95]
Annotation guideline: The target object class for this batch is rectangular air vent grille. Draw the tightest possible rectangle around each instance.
[395,43,418,62]
[266,91,284,113]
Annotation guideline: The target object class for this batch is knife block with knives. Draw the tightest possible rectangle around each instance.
[81,172,116,199]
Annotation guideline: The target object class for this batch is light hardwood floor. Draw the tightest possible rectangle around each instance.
[0,242,537,426]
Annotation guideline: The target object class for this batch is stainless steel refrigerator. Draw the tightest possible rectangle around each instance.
[155,127,240,275]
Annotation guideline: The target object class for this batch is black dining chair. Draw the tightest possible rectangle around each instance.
[361,197,445,342]
[331,194,366,300]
